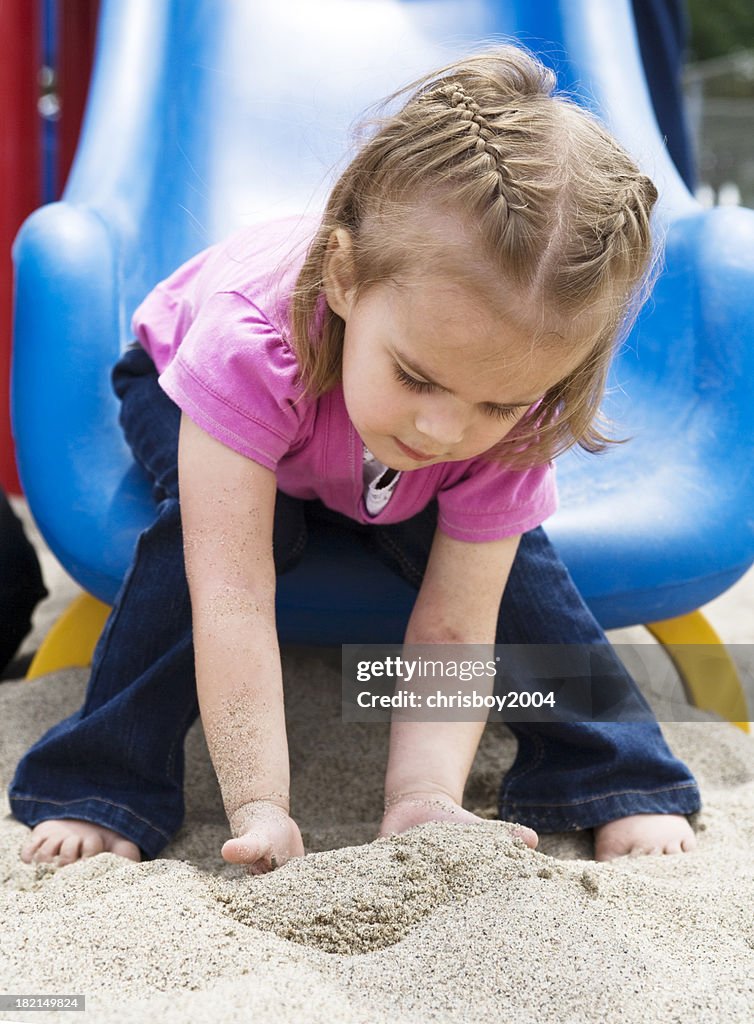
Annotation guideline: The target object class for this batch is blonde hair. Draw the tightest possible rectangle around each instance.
[289,43,659,468]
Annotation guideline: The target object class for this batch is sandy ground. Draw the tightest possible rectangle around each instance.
[1,497,753,1023]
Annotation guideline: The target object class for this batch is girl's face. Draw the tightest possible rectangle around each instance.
[325,238,586,471]
[339,279,536,468]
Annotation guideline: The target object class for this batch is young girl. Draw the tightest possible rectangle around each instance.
[11,45,701,873]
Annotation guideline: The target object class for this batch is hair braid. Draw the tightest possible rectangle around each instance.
[288,43,660,469]
[427,82,528,211]
[555,172,657,302]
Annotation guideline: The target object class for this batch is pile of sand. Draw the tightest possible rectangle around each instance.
[2,647,753,1023]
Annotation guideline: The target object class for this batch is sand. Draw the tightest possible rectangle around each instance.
[1,645,753,1024]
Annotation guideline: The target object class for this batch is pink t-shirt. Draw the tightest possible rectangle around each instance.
[131,214,557,542]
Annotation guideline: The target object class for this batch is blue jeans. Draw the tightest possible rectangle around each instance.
[8,344,700,858]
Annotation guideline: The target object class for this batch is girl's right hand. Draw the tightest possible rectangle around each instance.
[221,800,305,874]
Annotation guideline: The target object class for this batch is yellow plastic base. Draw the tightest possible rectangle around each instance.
[26,593,111,681]
[646,612,750,733]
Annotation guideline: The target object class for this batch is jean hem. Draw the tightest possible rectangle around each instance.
[498,781,702,832]
[8,791,175,861]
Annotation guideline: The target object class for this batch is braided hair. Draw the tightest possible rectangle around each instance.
[289,44,659,468]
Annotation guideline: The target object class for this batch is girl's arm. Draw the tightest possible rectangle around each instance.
[383,528,520,809]
[178,412,302,871]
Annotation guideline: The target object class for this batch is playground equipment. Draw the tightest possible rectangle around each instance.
[13,0,754,729]
[1,0,98,493]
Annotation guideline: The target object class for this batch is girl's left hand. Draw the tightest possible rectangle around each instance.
[377,790,538,848]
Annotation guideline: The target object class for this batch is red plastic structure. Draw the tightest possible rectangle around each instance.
[0,0,98,494]
[0,1,41,493]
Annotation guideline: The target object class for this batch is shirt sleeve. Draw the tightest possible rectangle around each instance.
[436,457,558,542]
[157,290,310,471]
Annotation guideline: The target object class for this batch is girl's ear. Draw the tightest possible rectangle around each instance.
[323,228,357,319]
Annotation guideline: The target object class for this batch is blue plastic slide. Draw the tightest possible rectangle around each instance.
[12,0,754,642]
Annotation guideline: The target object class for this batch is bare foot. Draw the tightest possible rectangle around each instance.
[20,819,142,867]
[378,791,538,850]
[594,813,697,861]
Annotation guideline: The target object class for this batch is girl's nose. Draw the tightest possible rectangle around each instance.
[414,396,468,448]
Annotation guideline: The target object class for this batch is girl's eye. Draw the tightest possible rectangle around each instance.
[393,363,522,421]
[483,404,521,422]
[392,363,435,394]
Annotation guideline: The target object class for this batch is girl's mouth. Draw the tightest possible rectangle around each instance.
[394,438,437,461]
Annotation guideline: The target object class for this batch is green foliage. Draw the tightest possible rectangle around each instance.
[686,0,754,61]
